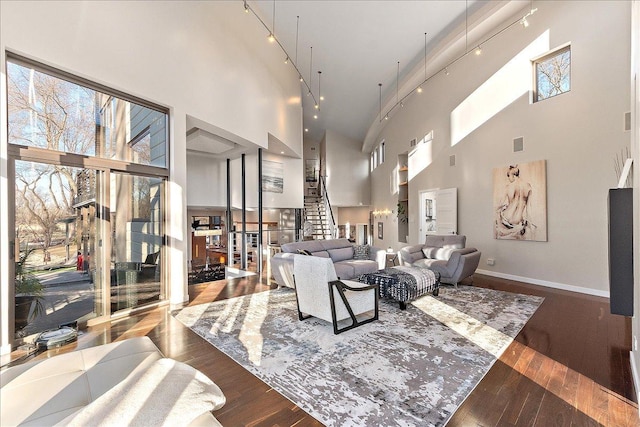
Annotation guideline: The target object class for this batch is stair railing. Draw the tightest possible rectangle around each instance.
[319,176,337,239]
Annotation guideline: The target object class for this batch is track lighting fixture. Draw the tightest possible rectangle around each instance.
[375,1,539,126]
[378,83,382,122]
[317,70,322,109]
[243,0,323,130]
[269,0,276,42]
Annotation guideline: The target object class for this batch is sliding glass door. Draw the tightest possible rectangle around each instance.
[110,172,164,313]
[14,161,106,338]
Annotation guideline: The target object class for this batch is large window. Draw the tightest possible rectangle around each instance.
[7,54,169,339]
[534,45,571,102]
[7,58,167,166]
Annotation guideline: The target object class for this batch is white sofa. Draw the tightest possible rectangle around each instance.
[0,337,225,426]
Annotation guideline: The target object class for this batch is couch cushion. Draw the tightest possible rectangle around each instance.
[424,234,466,248]
[0,337,162,427]
[65,358,225,427]
[413,258,446,269]
[348,259,379,276]
[320,238,353,251]
[328,247,354,262]
[334,262,355,279]
[311,250,331,258]
[281,240,326,254]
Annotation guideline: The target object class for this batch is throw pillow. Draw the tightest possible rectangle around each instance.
[297,249,312,256]
[353,244,369,260]
[422,247,438,259]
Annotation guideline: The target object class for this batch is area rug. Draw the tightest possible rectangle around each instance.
[173,286,543,426]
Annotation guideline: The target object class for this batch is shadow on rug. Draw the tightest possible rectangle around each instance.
[173,285,543,426]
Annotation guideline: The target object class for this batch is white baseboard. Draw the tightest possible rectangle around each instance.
[475,269,610,298]
[631,351,640,414]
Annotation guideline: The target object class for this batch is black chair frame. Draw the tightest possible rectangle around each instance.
[293,275,379,335]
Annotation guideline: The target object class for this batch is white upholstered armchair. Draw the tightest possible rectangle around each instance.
[293,255,379,334]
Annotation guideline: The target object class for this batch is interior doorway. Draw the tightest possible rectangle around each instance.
[418,188,458,241]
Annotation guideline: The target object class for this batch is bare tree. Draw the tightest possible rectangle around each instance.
[536,50,571,100]
[8,63,96,258]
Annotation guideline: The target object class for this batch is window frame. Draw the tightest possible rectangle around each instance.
[533,44,571,103]
[5,52,171,342]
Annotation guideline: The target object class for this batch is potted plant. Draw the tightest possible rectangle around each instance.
[15,248,45,331]
[396,202,408,223]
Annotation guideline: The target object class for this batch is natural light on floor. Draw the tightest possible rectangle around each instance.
[413,296,633,424]
[413,295,512,357]
[450,30,550,146]
[239,292,269,365]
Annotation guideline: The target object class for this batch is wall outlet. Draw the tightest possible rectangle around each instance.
[486,258,495,266]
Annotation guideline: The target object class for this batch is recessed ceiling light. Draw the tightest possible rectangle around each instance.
[304,128,309,132]
[280,151,284,154]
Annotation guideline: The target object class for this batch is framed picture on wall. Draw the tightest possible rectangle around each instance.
[377,222,383,239]
[262,160,284,193]
[492,159,547,241]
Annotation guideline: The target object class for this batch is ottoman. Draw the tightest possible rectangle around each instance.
[357,265,440,310]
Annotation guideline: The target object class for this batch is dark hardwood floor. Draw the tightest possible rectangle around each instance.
[6,271,639,426]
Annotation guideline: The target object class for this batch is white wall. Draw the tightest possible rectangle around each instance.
[230,152,303,209]
[368,1,631,296]
[325,129,371,207]
[186,154,228,208]
[0,1,303,351]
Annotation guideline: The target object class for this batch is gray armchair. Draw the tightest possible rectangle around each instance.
[399,234,480,287]
[426,248,481,287]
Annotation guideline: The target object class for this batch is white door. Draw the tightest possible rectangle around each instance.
[418,190,438,242]
[436,188,457,234]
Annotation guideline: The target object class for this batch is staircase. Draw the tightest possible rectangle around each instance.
[303,196,333,239]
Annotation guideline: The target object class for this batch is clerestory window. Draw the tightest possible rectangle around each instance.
[534,45,571,102]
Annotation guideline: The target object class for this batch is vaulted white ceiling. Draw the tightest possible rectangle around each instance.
[249,0,531,151]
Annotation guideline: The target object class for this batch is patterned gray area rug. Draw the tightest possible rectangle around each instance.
[174,286,543,426]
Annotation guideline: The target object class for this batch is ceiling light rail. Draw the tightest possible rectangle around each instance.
[377,4,537,123]
[242,0,321,111]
